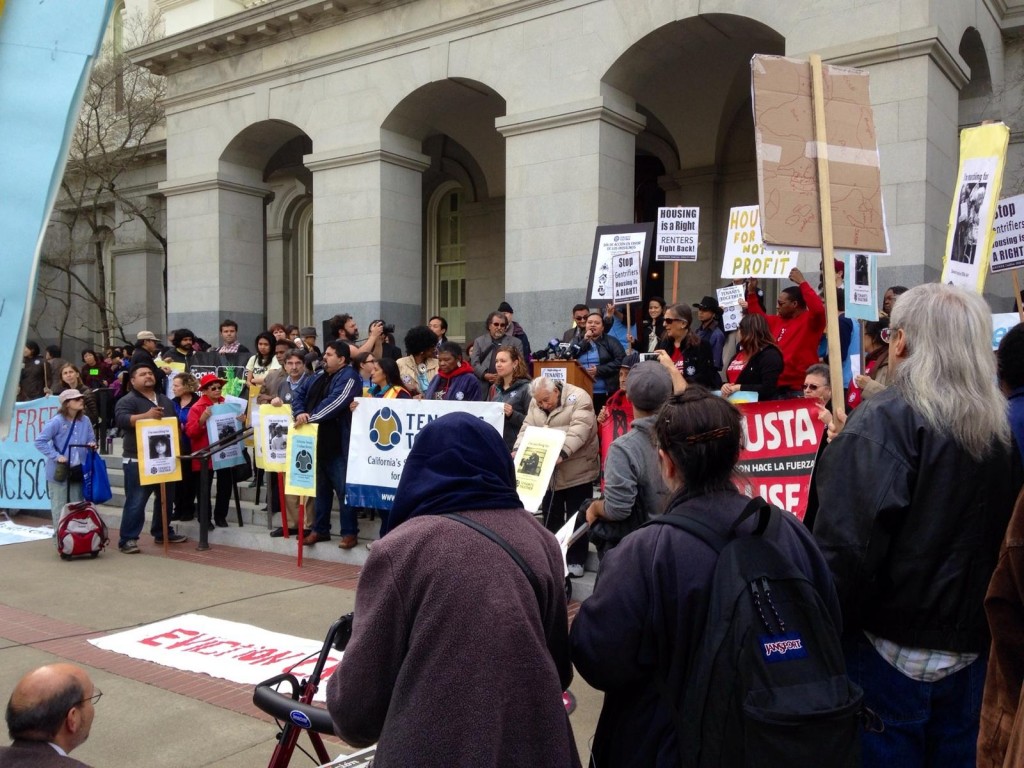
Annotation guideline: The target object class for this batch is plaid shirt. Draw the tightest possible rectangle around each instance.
[864,631,978,683]
[218,342,241,354]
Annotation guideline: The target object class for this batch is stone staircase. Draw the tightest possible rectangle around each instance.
[75,440,599,600]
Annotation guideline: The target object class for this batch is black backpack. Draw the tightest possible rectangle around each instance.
[647,496,863,768]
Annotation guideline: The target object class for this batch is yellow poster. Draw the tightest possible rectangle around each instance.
[512,426,566,512]
[259,404,292,473]
[941,122,1009,293]
[285,422,317,497]
[245,384,262,430]
[136,417,182,486]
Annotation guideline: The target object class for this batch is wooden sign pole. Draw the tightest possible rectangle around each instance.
[159,483,169,555]
[810,54,847,423]
[297,501,304,568]
[672,263,679,305]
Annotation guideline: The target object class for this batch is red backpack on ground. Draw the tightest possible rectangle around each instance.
[56,501,109,560]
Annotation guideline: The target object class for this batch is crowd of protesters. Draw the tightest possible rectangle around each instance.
[14,272,1024,767]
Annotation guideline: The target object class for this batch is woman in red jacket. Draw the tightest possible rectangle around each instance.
[185,373,240,528]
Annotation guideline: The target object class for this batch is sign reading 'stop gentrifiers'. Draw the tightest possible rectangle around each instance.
[991,195,1024,273]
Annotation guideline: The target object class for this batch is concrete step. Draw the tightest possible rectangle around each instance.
[95,437,599,600]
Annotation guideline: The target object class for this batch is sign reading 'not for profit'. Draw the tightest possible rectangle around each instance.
[720,206,800,280]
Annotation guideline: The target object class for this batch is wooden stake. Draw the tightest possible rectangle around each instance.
[277,472,289,539]
[159,482,169,556]
[626,304,632,341]
[810,54,847,423]
[672,263,679,305]
[297,500,304,568]
[1014,270,1024,323]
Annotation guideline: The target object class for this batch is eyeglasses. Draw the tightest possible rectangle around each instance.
[662,317,681,324]
[79,689,102,707]
[879,327,893,344]
[573,315,588,322]
[802,383,823,391]
[206,385,222,391]
[491,322,508,328]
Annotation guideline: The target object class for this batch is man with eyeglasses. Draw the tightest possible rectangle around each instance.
[1,663,99,766]
[470,310,524,391]
[562,304,591,345]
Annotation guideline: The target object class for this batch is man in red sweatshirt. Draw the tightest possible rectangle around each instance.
[742,268,826,397]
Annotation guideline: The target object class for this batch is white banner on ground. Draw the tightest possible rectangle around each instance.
[0,521,54,546]
[88,614,341,702]
[347,399,504,510]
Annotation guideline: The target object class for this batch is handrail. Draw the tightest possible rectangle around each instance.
[181,425,253,461]
[182,425,255,551]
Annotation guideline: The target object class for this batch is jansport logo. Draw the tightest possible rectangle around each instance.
[369,407,402,451]
[760,632,808,663]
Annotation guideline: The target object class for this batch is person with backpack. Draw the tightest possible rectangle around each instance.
[570,386,854,768]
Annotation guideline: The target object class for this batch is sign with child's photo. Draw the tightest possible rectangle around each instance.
[136,417,182,485]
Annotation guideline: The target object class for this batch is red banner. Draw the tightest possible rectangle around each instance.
[735,400,822,519]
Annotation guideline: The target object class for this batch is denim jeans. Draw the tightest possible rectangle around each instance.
[313,450,356,537]
[121,460,176,544]
[47,479,83,531]
[844,633,986,768]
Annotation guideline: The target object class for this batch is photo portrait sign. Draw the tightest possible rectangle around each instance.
[942,122,1009,293]
[206,402,245,471]
[587,222,654,305]
[843,252,879,322]
[513,426,567,513]
[136,417,182,486]
[258,404,292,473]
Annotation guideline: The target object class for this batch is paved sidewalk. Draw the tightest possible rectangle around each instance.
[0,519,601,767]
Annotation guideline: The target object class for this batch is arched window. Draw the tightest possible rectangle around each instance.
[427,183,466,340]
[294,202,314,327]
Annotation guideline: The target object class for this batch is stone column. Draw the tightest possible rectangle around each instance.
[160,166,271,340]
[303,132,430,334]
[498,96,645,343]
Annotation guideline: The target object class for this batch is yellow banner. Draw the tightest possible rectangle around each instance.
[285,422,317,497]
[941,122,1009,293]
[258,404,292,473]
[136,417,183,485]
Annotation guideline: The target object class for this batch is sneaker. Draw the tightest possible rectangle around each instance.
[154,532,188,544]
[119,540,140,554]
[567,564,585,578]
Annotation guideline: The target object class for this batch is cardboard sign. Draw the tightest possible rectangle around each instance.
[942,123,1009,293]
[285,423,318,497]
[734,400,822,520]
[990,194,1024,273]
[346,399,504,510]
[656,206,699,261]
[721,206,799,279]
[844,252,879,321]
[587,223,654,304]
[751,54,888,253]
[514,426,567,513]
[136,417,182,485]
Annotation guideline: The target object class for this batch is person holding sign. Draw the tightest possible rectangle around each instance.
[185,373,238,528]
[487,345,532,451]
[812,284,1023,767]
[292,340,361,548]
[741,270,825,397]
[571,312,625,412]
[628,297,666,353]
[424,342,481,402]
[656,305,719,388]
[113,364,188,553]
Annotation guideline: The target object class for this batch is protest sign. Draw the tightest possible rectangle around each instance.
[189,351,248,398]
[655,207,699,261]
[990,195,1024,273]
[942,123,1009,292]
[164,362,186,399]
[206,403,245,470]
[751,54,888,253]
[734,400,822,520]
[720,206,799,280]
[258,405,291,473]
[514,426,567,513]
[285,423,318,497]
[347,399,503,509]
[613,250,642,304]
[0,396,59,509]
[136,417,182,485]
[844,252,879,321]
[88,614,342,703]
[587,223,654,304]
[717,285,745,332]
[993,313,1022,350]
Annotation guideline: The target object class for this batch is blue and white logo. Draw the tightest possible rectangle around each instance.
[289,709,312,729]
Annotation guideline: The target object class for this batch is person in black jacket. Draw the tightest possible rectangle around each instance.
[655,304,719,388]
[720,313,783,400]
[812,283,1024,768]
[572,312,625,412]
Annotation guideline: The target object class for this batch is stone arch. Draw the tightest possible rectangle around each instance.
[381,78,507,340]
[602,13,784,301]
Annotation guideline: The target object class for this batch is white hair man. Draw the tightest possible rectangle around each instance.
[514,375,598,577]
[1,664,98,766]
[812,283,1023,767]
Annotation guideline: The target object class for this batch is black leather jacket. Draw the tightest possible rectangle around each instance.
[812,386,1023,652]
